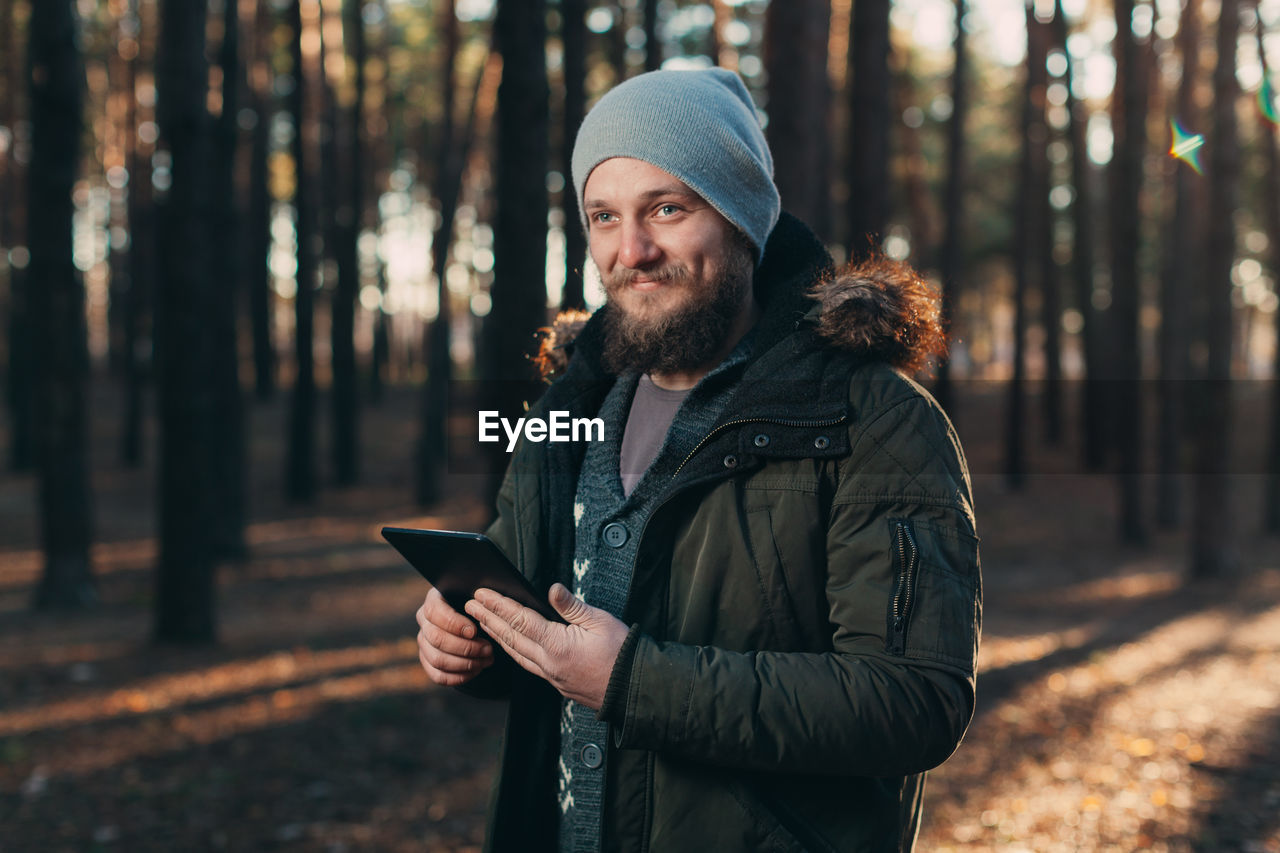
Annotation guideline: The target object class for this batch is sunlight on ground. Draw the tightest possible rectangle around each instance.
[1040,568,1184,604]
[0,538,158,588]
[979,625,1097,670]
[0,510,466,593]
[0,638,421,738]
[58,662,429,777]
[1,638,434,779]
[923,591,1280,851]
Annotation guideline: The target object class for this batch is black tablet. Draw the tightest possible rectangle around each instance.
[381,527,565,624]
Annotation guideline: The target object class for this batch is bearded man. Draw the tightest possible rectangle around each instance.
[414,68,981,853]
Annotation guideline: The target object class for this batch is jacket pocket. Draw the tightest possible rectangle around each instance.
[884,516,981,672]
[743,506,807,650]
[727,778,829,853]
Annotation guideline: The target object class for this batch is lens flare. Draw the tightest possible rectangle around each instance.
[1259,77,1279,126]
[1169,119,1205,175]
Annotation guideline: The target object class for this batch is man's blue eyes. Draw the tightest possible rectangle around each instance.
[594,206,681,222]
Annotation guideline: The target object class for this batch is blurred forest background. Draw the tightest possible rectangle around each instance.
[2,0,1280,850]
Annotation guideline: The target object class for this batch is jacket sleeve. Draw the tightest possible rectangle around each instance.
[599,393,981,776]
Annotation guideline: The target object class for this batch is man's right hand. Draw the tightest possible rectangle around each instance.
[415,587,495,686]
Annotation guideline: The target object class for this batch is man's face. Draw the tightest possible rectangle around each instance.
[582,157,755,375]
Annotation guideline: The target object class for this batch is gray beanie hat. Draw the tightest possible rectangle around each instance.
[570,67,780,260]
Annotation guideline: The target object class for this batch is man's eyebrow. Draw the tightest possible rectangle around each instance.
[583,185,699,210]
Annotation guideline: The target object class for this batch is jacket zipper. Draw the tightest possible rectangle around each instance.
[888,520,919,655]
[618,413,846,848]
[672,414,848,477]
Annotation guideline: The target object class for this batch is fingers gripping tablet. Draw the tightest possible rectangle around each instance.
[382,527,566,624]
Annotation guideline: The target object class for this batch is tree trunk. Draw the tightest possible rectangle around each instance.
[846,0,890,260]
[1259,11,1280,534]
[764,0,831,239]
[484,0,549,514]
[1040,207,1064,445]
[606,1,628,83]
[1050,0,1106,470]
[710,0,734,69]
[1040,11,1063,447]
[1109,0,1148,543]
[416,50,492,498]
[154,0,218,641]
[0,0,11,257]
[286,0,317,502]
[367,0,390,403]
[417,0,460,507]
[643,0,660,72]
[933,0,968,414]
[28,0,95,609]
[1156,0,1203,527]
[896,74,937,270]
[561,0,586,310]
[211,0,247,559]
[330,0,362,487]
[1006,5,1047,489]
[4,0,33,474]
[1189,0,1239,576]
[106,13,131,378]
[247,0,276,400]
[122,0,153,468]
[318,1,337,383]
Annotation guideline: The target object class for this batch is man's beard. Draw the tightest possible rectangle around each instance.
[600,242,754,376]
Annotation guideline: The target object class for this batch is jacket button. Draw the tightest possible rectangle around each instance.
[813,435,831,450]
[602,522,628,548]
[581,742,603,769]
[723,454,738,468]
[753,433,770,448]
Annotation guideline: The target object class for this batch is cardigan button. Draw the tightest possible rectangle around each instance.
[723,454,738,468]
[581,742,604,769]
[602,522,628,548]
[753,433,770,448]
[813,435,831,450]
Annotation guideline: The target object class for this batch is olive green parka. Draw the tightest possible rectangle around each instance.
[468,214,981,853]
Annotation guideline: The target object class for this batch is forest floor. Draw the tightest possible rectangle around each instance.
[1,382,1279,852]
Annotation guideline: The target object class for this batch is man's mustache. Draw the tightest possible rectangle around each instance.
[605,264,691,290]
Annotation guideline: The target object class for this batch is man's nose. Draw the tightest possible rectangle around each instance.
[617,222,662,270]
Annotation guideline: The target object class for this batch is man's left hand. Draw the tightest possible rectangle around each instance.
[464,583,629,710]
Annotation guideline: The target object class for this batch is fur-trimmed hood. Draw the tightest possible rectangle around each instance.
[532,215,947,382]
[805,254,947,375]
